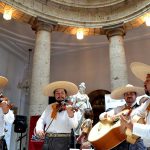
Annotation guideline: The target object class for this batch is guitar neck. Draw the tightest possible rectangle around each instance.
[119,108,131,115]
[103,109,131,123]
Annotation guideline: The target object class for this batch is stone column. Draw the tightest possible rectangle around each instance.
[29,20,53,116]
[106,27,128,90]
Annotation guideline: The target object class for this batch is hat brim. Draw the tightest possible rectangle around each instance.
[0,76,8,88]
[43,81,78,97]
[111,86,144,100]
[130,62,150,81]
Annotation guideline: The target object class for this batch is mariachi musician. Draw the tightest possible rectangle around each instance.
[120,62,150,149]
[99,84,146,150]
[0,76,15,150]
[35,81,82,150]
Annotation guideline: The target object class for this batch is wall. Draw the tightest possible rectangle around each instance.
[1,16,150,149]
[0,29,31,150]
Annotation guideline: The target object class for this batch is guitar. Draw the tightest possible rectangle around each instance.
[125,115,145,144]
[124,101,150,144]
[88,109,130,150]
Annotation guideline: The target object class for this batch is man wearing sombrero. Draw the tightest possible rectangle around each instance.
[0,76,15,150]
[99,84,146,150]
[121,62,150,148]
[35,81,81,150]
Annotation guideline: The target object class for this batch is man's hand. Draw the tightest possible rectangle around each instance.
[120,115,133,131]
[66,105,74,118]
[81,141,92,149]
[36,130,45,139]
[0,99,9,114]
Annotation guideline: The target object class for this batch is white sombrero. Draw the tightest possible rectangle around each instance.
[130,62,150,81]
[111,84,144,99]
[0,76,8,88]
[43,81,78,96]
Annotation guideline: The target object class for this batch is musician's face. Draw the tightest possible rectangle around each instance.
[124,92,137,105]
[144,75,150,96]
[54,88,67,101]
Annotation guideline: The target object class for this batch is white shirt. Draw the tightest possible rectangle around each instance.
[36,103,81,133]
[132,99,150,147]
[0,108,14,137]
[136,94,149,105]
[99,102,137,121]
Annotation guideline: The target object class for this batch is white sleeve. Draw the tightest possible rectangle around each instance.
[136,95,150,105]
[133,123,150,138]
[4,109,15,124]
[99,109,115,121]
[133,101,150,118]
[68,111,81,129]
[35,106,49,132]
[99,105,125,121]
[99,112,107,120]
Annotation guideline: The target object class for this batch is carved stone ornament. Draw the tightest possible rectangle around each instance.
[1,0,150,35]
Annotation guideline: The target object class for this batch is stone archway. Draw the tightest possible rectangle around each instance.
[88,89,110,125]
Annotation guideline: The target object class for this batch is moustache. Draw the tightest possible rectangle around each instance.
[126,97,132,99]
[56,98,67,103]
[56,96,65,99]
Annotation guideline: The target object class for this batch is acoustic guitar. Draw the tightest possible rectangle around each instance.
[125,115,145,144]
[125,101,150,144]
[88,109,130,150]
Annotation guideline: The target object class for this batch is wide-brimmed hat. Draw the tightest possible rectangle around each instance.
[130,62,150,81]
[0,76,8,88]
[111,84,144,99]
[43,81,78,96]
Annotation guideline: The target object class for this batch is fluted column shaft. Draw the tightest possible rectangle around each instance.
[29,20,53,116]
[106,27,128,90]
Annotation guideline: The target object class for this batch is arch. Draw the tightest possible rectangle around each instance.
[88,89,110,125]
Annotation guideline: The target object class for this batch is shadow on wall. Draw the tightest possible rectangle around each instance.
[88,89,110,125]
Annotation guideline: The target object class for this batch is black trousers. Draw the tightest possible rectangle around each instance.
[42,136,70,150]
[0,138,7,150]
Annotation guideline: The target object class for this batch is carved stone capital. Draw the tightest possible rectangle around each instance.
[105,27,126,39]
[31,18,54,32]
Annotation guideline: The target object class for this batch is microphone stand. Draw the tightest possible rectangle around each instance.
[17,133,27,150]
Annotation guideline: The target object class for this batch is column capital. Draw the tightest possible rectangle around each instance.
[31,18,55,32]
[105,27,126,39]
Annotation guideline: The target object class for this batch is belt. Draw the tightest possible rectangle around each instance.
[46,133,71,138]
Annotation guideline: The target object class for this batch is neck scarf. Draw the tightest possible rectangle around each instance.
[51,103,61,119]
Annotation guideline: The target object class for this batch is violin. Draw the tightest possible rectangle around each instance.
[59,99,79,112]
[0,93,14,109]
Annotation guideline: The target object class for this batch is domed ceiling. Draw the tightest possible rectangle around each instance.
[1,0,150,35]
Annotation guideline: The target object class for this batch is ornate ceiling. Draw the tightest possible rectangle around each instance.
[50,0,125,8]
[0,0,150,35]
